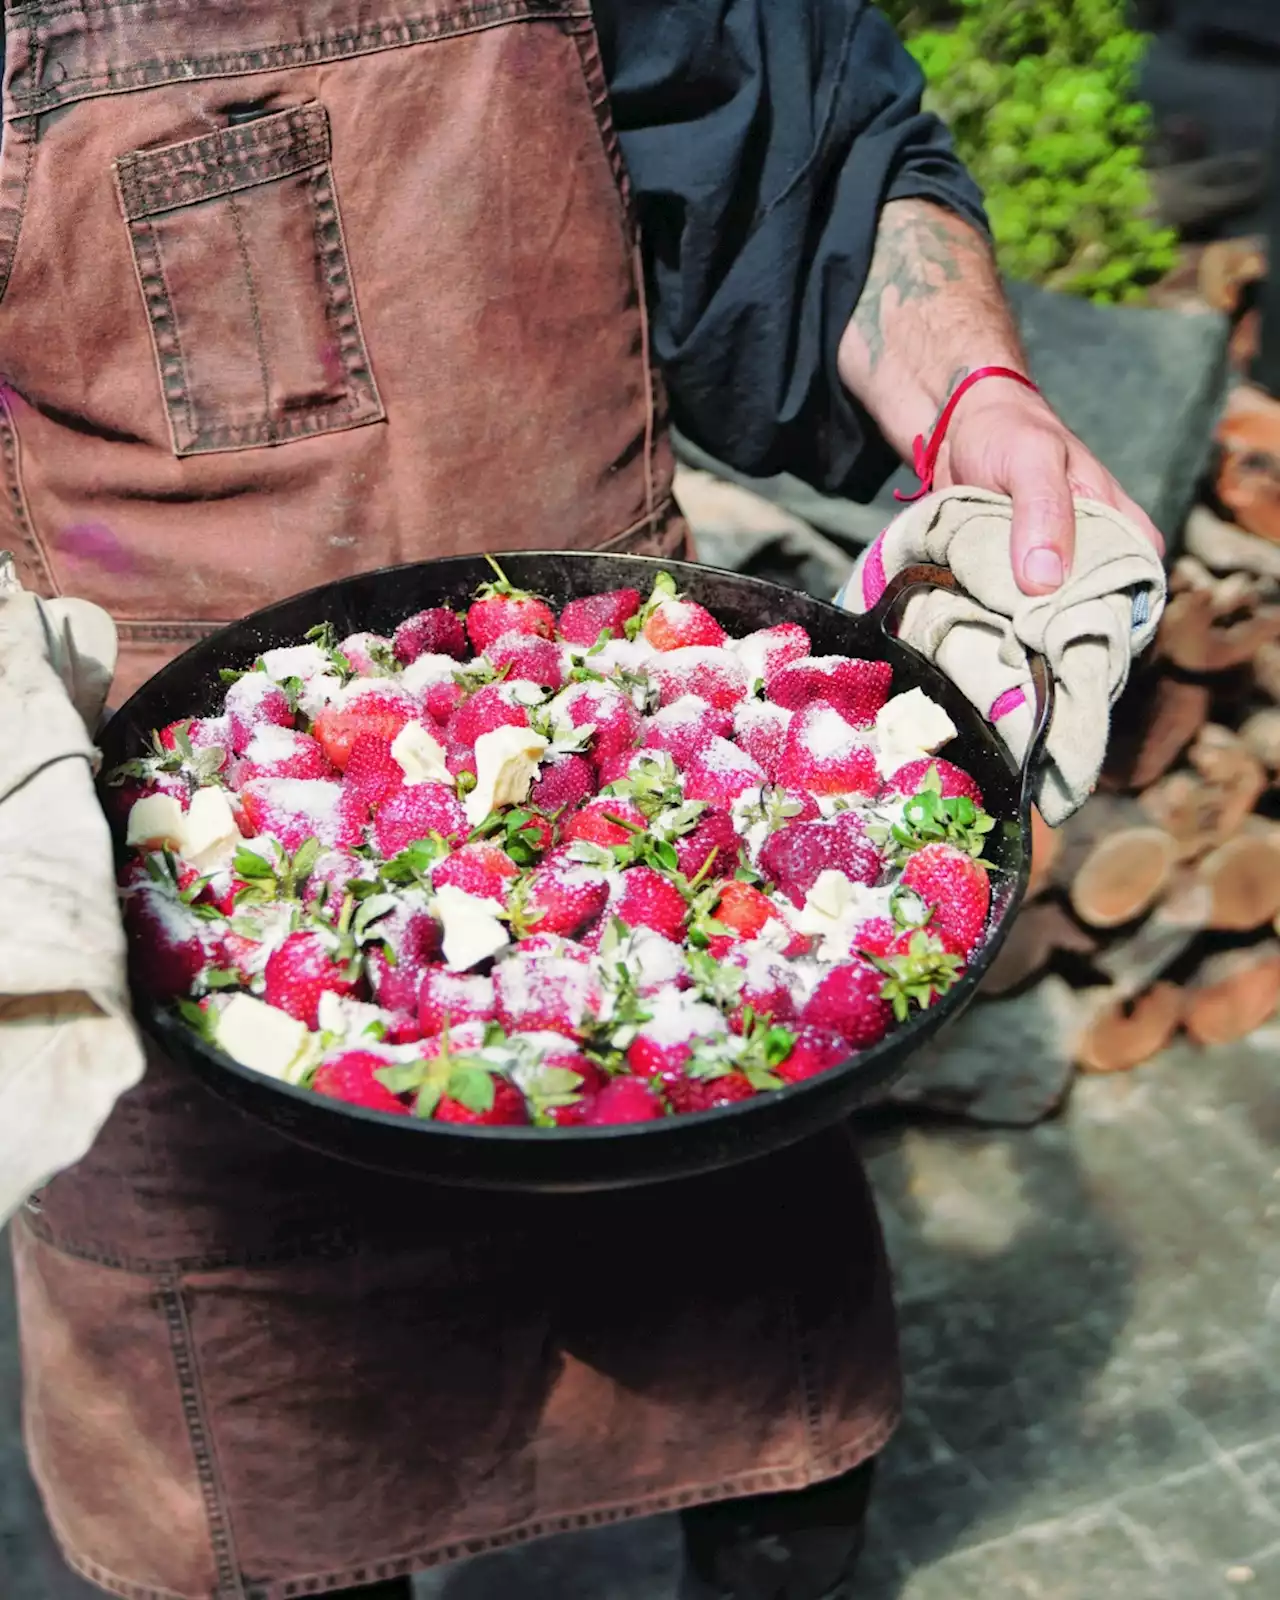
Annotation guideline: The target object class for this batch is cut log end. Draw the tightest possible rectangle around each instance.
[1197,833,1280,932]
[1184,944,1280,1046]
[1075,984,1184,1074]
[1069,827,1177,930]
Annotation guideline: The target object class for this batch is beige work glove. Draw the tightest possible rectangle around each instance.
[0,554,144,1226]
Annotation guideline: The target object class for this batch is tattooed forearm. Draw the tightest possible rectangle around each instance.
[837,198,1026,463]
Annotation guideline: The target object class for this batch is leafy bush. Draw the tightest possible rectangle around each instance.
[879,0,1178,302]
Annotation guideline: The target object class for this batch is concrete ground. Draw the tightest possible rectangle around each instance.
[2,1033,1276,1600]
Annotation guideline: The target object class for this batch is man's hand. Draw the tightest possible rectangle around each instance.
[836,199,1164,595]
[934,378,1163,593]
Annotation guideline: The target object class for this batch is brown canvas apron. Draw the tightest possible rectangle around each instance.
[0,2,900,1596]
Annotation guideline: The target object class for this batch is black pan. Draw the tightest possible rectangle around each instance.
[99,552,1052,1191]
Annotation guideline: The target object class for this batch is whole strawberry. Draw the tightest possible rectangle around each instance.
[758,816,880,908]
[648,647,749,711]
[684,737,766,808]
[418,969,497,1036]
[641,587,725,652]
[515,864,610,938]
[493,954,602,1037]
[613,865,688,941]
[337,632,396,676]
[372,782,467,855]
[732,623,811,685]
[433,842,520,905]
[366,904,443,1012]
[466,560,556,652]
[312,1051,411,1114]
[732,701,792,782]
[436,1077,529,1126]
[263,930,362,1029]
[642,695,734,765]
[312,687,417,772]
[342,733,405,808]
[674,809,739,884]
[559,588,642,645]
[126,888,218,999]
[445,684,529,749]
[241,778,368,852]
[554,681,641,764]
[580,1077,664,1124]
[529,754,597,817]
[225,671,295,753]
[767,656,893,728]
[561,797,646,849]
[774,1026,849,1084]
[884,758,984,807]
[393,607,467,664]
[302,848,368,910]
[877,926,967,1019]
[595,749,645,788]
[485,630,566,690]
[899,843,991,955]
[801,960,892,1048]
[726,949,798,1031]
[236,726,335,785]
[666,1071,756,1115]
[775,703,878,797]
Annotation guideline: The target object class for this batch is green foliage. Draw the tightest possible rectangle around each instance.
[879,0,1178,302]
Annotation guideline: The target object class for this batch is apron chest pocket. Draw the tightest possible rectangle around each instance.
[114,103,384,457]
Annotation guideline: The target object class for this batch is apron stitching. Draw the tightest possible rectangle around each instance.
[0,382,57,593]
[0,122,34,309]
[226,192,276,438]
[121,215,198,454]
[309,162,384,418]
[157,1278,248,1598]
[6,4,592,116]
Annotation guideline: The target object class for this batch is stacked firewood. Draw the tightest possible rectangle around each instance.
[984,238,1280,1072]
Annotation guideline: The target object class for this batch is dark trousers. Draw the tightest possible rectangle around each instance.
[337,1459,876,1600]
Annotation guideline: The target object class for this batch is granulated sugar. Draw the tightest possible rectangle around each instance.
[638,985,726,1046]
[399,652,463,695]
[260,643,329,683]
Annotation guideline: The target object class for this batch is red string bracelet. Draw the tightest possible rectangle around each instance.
[894,366,1040,503]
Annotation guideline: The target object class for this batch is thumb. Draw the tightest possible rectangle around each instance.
[1007,438,1076,595]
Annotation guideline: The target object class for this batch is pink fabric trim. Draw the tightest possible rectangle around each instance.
[860,536,888,610]
[988,687,1027,722]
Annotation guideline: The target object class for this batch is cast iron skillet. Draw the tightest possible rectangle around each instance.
[99,552,1052,1192]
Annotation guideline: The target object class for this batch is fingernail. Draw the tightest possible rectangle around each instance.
[1023,547,1063,589]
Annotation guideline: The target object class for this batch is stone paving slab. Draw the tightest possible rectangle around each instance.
[3,1035,1277,1599]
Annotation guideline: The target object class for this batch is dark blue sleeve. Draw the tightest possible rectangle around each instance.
[595,0,989,501]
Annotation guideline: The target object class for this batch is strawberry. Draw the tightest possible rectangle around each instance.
[381,1010,424,1045]
[873,770,996,864]
[445,684,530,749]
[433,841,520,904]
[527,1054,609,1126]
[372,782,467,856]
[365,904,443,1011]
[263,930,362,1029]
[240,778,367,852]
[225,672,294,753]
[312,686,417,772]
[899,842,991,955]
[109,772,191,824]
[711,880,776,940]
[342,733,405,808]
[466,560,556,652]
[561,797,646,849]
[885,758,984,806]
[446,742,477,783]
[336,632,396,676]
[493,954,602,1037]
[236,726,335,785]
[125,888,218,999]
[624,988,729,1080]
[551,681,641,763]
[726,948,798,1032]
[436,1077,529,1126]
[637,574,725,652]
[421,678,466,726]
[595,749,646,788]
[529,754,597,817]
[484,629,566,690]
[666,1071,756,1114]
[775,1026,848,1084]
[580,1077,664,1124]
[393,607,467,664]
[417,969,497,1036]
[312,1051,411,1114]
[732,623,811,686]
[303,849,372,910]
[641,695,733,765]
[158,716,229,757]
[801,960,892,1048]
[648,647,748,711]
[613,866,688,941]
[417,1020,491,1056]
[877,927,967,1019]
[758,816,880,908]
[513,864,609,938]
[775,703,878,796]
[559,588,642,646]
[684,737,766,808]
[852,917,898,959]
[767,656,893,728]
[732,701,793,782]
[673,809,740,884]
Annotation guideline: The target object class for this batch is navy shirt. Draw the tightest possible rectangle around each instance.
[0,3,986,500]
[596,0,988,499]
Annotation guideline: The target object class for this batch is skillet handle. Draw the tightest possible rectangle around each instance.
[868,562,1055,821]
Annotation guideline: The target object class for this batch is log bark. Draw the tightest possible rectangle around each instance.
[1075,984,1184,1074]
[1026,806,1060,901]
[1102,674,1210,791]
[1092,873,1211,999]
[979,900,1098,996]
[1157,588,1280,673]
[1184,942,1280,1046]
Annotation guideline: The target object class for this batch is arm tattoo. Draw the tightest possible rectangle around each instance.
[852,203,989,372]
